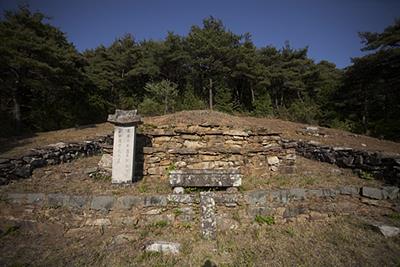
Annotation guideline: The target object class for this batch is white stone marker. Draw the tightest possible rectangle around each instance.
[107,109,142,183]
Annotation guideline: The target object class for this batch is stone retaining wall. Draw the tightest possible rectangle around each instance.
[138,124,296,179]
[296,141,400,185]
[6,186,398,210]
[0,124,295,185]
[0,138,111,185]
[2,186,398,231]
[2,123,400,186]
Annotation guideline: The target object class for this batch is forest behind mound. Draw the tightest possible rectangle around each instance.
[1,7,399,140]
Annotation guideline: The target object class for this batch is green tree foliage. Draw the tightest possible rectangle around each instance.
[252,93,273,117]
[335,19,400,139]
[144,80,178,114]
[138,98,163,116]
[0,6,103,135]
[2,7,399,141]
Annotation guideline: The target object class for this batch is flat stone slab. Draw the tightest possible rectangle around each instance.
[378,225,400,237]
[145,241,181,254]
[169,169,242,187]
[107,109,142,126]
[200,192,216,240]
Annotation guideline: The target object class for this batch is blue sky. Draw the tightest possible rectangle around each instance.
[1,0,399,68]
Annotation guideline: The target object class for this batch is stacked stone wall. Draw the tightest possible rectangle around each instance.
[296,141,400,185]
[138,124,296,179]
[3,185,398,231]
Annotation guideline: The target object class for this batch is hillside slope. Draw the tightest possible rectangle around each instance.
[1,110,399,158]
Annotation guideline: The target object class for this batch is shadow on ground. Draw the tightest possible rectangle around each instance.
[0,133,37,157]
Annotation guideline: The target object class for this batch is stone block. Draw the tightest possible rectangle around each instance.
[200,192,216,240]
[267,156,279,166]
[306,189,324,198]
[181,134,200,140]
[172,187,184,194]
[167,194,196,204]
[111,126,136,183]
[183,140,205,149]
[339,186,360,196]
[147,166,166,175]
[289,188,306,200]
[382,186,399,200]
[144,195,167,207]
[85,218,111,226]
[269,190,289,203]
[187,161,215,169]
[98,154,112,172]
[30,158,47,168]
[362,187,384,200]
[48,193,70,208]
[116,196,143,210]
[169,169,242,187]
[145,241,181,254]
[211,193,239,206]
[26,193,45,205]
[377,225,400,237]
[245,190,268,205]
[91,196,115,211]
[321,188,338,197]
[7,193,27,204]
[167,148,198,155]
[107,109,142,125]
[68,195,89,209]
[223,130,249,137]
[14,165,32,178]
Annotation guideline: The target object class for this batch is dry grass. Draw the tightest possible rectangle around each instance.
[146,110,400,154]
[0,155,171,195]
[1,110,399,266]
[1,110,400,158]
[242,157,381,191]
[1,212,399,266]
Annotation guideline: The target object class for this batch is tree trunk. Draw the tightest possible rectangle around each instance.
[209,78,213,110]
[362,95,369,135]
[297,91,304,103]
[250,86,255,103]
[12,91,21,133]
[164,95,168,115]
[10,68,21,133]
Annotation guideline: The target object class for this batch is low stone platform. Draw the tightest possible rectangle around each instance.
[169,169,242,188]
[2,185,399,241]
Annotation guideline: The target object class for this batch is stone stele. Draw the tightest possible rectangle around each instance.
[107,109,142,184]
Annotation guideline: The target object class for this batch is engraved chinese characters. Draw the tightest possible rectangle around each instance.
[107,110,142,183]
